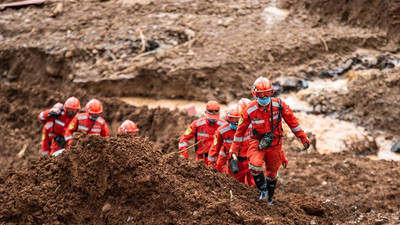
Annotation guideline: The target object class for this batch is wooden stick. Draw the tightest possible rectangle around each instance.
[138,29,147,54]
[319,36,329,52]
[166,140,203,156]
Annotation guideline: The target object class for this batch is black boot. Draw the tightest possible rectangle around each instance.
[266,177,277,205]
[252,173,268,200]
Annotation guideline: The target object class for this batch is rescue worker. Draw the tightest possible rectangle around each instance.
[118,120,139,135]
[210,104,255,186]
[64,99,109,149]
[179,101,226,164]
[207,98,252,170]
[38,97,81,156]
[230,77,310,205]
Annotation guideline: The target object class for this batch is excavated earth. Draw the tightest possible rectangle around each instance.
[1,0,400,224]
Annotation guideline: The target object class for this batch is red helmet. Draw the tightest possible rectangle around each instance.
[85,99,103,117]
[225,104,242,125]
[118,120,139,135]
[64,96,80,112]
[238,98,251,109]
[252,77,274,98]
[205,100,220,120]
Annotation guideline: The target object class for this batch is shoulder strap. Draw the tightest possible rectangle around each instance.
[270,98,283,133]
[87,118,97,134]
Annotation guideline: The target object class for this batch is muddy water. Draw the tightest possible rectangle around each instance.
[119,97,231,117]
[283,78,400,161]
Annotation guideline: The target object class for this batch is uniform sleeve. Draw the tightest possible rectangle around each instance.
[178,121,197,150]
[215,146,228,171]
[41,126,50,155]
[38,109,51,123]
[64,117,78,149]
[230,111,251,154]
[101,121,110,137]
[208,130,223,166]
[281,100,306,138]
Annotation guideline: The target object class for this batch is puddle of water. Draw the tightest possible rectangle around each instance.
[120,97,231,117]
[285,112,370,154]
[368,135,400,161]
[280,94,313,113]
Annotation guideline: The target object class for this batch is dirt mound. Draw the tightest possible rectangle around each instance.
[280,136,400,224]
[288,0,400,46]
[0,134,330,224]
[342,68,400,134]
[0,82,193,169]
[0,47,71,87]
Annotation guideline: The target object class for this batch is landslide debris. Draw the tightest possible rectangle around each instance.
[0,134,329,224]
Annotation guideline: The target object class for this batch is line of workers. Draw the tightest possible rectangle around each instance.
[38,76,310,205]
[178,76,310,205]
[39,98,139,156]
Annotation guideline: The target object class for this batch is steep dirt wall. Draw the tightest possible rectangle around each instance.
[287,0,400,46]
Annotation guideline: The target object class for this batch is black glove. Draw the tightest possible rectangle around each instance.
[54,135,66,148]
[259,133,274,150]
[229,158,239,175]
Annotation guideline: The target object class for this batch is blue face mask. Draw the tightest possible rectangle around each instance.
[257,96,271,106]
[207,118,217,123]
[89,115,99,120]
[230,124,237,130]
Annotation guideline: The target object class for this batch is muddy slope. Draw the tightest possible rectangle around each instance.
[0,134,329,225]
[289,0,400,46]
[1,134,399,224]
[0,0,392,103]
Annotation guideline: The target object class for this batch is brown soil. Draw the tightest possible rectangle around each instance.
[1,0,400,224]
[1,134,398,224]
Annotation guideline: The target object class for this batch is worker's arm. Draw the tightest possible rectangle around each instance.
[230,112,251,156]
[208,129,223,167]
[64,117,78,149]
[178,120,197,159]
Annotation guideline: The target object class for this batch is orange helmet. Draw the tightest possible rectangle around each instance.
[205,100,220,120]
[225,104,242,125]
[85,99,103,117]
[252,77,274,98]
[238,98,251,109]
[64,96,80,112]
[118,120,139,135]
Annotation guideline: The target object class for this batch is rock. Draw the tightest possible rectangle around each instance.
[45,65,57,76]
[391,141,400,153]
[184,28,196,39]
[300,79,308,89]
[52,3,63,17]
[267,53,274,62]
[310,220,316,225]
[102,203,111,213]
[65,51,73,58]
[127,216,134,222]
